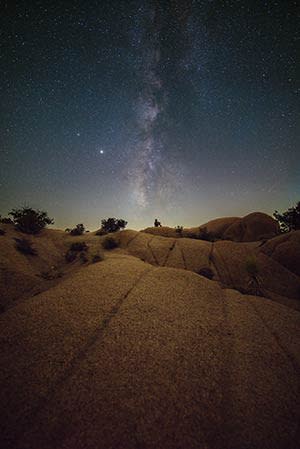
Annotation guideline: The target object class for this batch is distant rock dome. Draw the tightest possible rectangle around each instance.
[223,212,280,242]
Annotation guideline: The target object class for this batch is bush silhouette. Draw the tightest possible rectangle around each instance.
[102,236,119,250]
[40,267,63,280]
[245,256,259,277]
[95,228,107,236]
[198,227,216,242]
[69,242,88,252]
[65,241,88,262]
[70,224,85,236]
[245,256,262,296]
[92,254,104,263]
[274,201,300,232]
[14,238,37,255]
[9,207,54,234]
[100,218,127,233]
[0,229,5,236]
[175,226,183,236]
[0,217,13,224]
[79,252,88,263]
[65,250,77,263]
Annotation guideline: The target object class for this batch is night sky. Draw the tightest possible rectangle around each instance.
[1,1,299,230]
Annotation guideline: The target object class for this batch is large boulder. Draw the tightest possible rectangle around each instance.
[260,230,300,276]
[199,216,239,238]
[223,212,280,242]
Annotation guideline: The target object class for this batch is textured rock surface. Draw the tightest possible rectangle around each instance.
[119,230,300,304]
[0,224,103,310]
[0,225,67,307]
[260,230,300,276]
[1,225,299,313]
[1,255,300,449]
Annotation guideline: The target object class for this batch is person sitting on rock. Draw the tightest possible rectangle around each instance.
[154,218,162,227]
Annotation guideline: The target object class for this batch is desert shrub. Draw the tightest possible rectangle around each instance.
[188,232,200,239]
[65,228,71,233]
[95,228,107,236]
[198,267,214,280]
[70,224,85,236]
[100,218,127,233]
[92,254,104,263]
[9,207,54,234]
[0,217,13,224]
[14,238,37,255]
[198,227,216,242]
[79,252,88,263]
[0,229,5,235]
[245,256,262,296]
[274,201,300,232]
[65,250,77,263]
[175,226,183,236]
[102,235,119,250]
[65,241,88,262]
[245,256,259,278]
[40,267,63,280]
[69,241,88,252]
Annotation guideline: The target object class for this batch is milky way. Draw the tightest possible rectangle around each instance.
[129,2,184,211]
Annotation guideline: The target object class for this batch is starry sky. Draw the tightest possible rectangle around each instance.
[1,0,299,230]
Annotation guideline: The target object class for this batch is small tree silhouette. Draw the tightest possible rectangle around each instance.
[101,218,127,233]
[9,207,54,234]
[0,217,13,224]
[274,201,300,232]
[70,224,85,236]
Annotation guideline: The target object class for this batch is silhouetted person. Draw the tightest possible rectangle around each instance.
[154,218,162,227]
